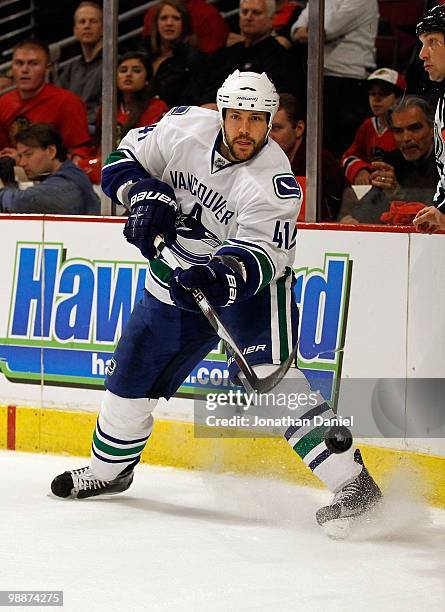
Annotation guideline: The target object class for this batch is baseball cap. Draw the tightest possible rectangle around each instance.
[367,68,407,94]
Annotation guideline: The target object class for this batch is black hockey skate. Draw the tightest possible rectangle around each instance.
[316,449,382,539]
[50,464,134,499]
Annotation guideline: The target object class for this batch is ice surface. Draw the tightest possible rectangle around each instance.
[0,451,444,612]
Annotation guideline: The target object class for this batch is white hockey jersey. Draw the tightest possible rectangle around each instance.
[102,106,302,304]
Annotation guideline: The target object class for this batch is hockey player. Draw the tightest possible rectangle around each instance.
[414,4,445,233]
[51,70,381,536]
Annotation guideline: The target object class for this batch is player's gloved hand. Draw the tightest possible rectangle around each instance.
[123,178,177,260]
[169,256,247,311]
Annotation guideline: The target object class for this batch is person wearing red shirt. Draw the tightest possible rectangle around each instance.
[341,68,407,185]
[142,0,229,53]
[0,39,90,162]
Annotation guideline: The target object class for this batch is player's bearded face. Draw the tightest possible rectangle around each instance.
[222,109,269,161]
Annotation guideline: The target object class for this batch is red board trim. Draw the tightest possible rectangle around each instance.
[7,405,16,450]
[0,214,444,234]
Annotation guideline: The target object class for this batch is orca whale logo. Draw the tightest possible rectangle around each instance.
[176,205,222,248]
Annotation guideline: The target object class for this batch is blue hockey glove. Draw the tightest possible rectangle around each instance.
[123,178,177,260]
[169,256,247,311]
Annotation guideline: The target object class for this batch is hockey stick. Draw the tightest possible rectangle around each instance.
[154,236,297,394]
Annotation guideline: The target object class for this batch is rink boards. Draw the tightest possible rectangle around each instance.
[0,215,444,504]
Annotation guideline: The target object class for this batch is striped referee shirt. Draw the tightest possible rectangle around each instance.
[434,89,445,209]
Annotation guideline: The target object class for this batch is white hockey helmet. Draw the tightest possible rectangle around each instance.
[216,70,279,136]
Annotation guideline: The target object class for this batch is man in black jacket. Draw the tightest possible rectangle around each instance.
[199,0,296,105]
[339,96,438,224]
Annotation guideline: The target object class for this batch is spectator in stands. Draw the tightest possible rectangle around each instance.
[79,52,168,183]
[291,0,379,158]
[145,0,206,108]
[0,123,100,214]
[143,0,229,54]
[341,68,407,186]
[339,96,438,224]
[58,1,103,130]
[0,39,90,162]
[199,0,297,105]
[270,93,353,221]
[226,0,304,49]
[114,52,168,137]
[227,0,305,48]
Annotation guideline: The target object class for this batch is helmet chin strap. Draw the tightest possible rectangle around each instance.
[220,118,229,149]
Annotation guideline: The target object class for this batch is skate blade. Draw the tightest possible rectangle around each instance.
[320,517,352,540]
[47,491,78,500]
[48,486,132,500]
[320,499,383,540]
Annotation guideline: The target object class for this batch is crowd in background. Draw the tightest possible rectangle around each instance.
[0,0,441,224]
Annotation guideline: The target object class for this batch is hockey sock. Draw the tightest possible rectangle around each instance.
[285,416,361,493]
[240,365,362,493]
[90,389,157,481]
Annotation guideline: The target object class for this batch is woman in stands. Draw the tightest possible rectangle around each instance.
[114,51,168,140]
[145,0,206,108]
[79,52,168,183]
